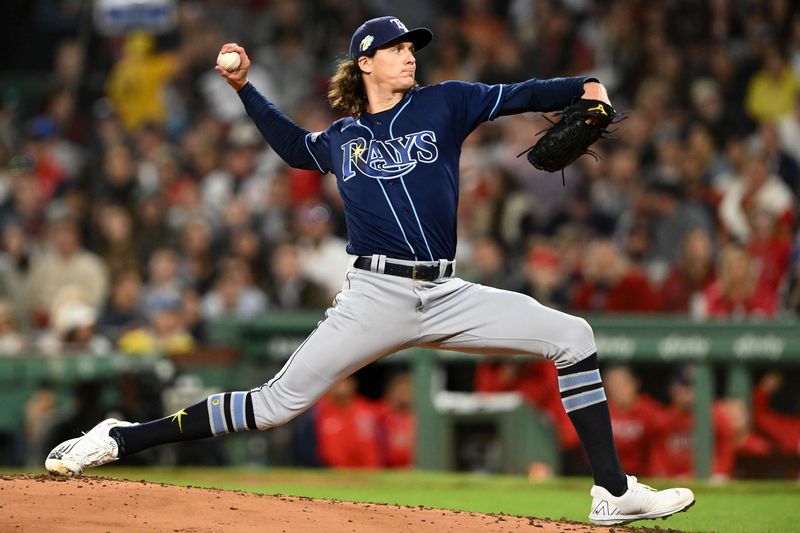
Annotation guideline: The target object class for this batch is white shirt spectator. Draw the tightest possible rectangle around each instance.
[719,174,794,242]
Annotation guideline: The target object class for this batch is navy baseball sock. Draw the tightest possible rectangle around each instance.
[558,353,627,497]
[110,391,258,457]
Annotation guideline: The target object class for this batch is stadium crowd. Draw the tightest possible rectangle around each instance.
[2,0,800,477]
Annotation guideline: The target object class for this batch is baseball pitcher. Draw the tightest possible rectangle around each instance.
[47,16,694,526]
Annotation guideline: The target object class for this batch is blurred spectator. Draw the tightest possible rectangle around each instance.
[375,372,416,468]
[181,288,206,343]
[263,242,329,310]
[105,33,179,131]
[462,236,519,290]
[21,117,74,202]
[95,203,139,275]
[571,239,662,313]
[35,288,112,356]
[25,216,109,323]
[640,181,714,278]
[0,221,33,328]
[745,43,799,123]
[141,248,184,318]
[515,244,570,309]
[468,168,529,248]
[0,298,27,355]
[717,397,773,474]
[134,192,172,262]
[178,218,216,294]
[746,209,792,297]
[295,203,350,300]
[758,122,800,201]
[314,376,381,469]
[703,244,776,319]
[752,372,800,457]
[660,229,716,315]
[201,123,267,222]
[649,365,736,480]
[97,144,140,211]
[97,268,145,343]
[603,365,665,477]
[1,159,47,241]
[227,226,266,285]
[689,78,736,148]
[252,27,317,114]
[118,297,195,356]
[201,257,267,319]
[718,150,794,244]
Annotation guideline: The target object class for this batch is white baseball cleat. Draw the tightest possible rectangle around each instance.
[45,418,134,476]
[588,475,695,525]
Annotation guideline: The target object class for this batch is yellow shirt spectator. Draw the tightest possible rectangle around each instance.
[106,32,178,131]
[746,48,800,123]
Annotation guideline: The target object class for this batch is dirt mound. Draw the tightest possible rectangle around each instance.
[1,474,655,532]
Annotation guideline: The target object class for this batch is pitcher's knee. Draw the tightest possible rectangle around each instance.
[552,315,596,368]
[249,382,317,430]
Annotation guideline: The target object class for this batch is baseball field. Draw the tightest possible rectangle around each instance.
[2,468,798,532]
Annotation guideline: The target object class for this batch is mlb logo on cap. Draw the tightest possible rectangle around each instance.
[349,16,433,59]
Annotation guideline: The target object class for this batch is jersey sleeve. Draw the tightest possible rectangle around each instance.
[442,76,594,141]
[238,83,332,173]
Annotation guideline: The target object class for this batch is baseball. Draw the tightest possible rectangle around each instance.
[217,51,241,72]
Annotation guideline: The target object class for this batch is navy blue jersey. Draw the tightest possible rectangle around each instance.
[238,77,591,260]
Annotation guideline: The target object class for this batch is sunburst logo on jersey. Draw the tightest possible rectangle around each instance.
[170,409,188,433]
[351,144,367,162]
[359,35,374,52]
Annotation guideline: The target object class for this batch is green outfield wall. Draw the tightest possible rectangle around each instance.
[2,314,798,477]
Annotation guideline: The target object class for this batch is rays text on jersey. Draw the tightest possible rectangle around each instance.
[341,130,438,180]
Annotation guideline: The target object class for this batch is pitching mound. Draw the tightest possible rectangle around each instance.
[2,474,660,532]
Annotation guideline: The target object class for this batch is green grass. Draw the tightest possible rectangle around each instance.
[6,467,800,532]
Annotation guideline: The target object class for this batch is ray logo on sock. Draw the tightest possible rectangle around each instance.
[169,409,188,433]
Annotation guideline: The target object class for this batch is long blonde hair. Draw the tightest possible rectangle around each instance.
[327,58,368,116]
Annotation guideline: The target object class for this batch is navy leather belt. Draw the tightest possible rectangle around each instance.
[354,256,454,281]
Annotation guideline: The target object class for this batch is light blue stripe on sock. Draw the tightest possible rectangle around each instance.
[558,369,602,392]
[232,392,247,432]
[208,393,227,436]
[562,388,607,413]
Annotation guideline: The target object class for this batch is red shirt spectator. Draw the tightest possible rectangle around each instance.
[314,378,380,469]
[649,403,735,479]
[747,232,792,295]
[375,403,415,467]
[703,244,777,318]
[475,360,580,451]
[375,373,416,468]
[609,396,665,475]
[752,373,800,456]
[571,240,661,313]
[603,365,665,476]
[660,229,716,313]
[704,282,776,318]
[649,368,736,479]
[717,398,773,462]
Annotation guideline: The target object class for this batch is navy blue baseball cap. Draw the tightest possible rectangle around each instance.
[349,16,433,59]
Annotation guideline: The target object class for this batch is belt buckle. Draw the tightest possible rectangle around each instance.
[411,265,418,280]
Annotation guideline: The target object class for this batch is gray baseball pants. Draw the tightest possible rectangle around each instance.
[250,256,597,429]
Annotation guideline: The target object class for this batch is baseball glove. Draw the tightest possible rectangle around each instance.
[518,99,617,185]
